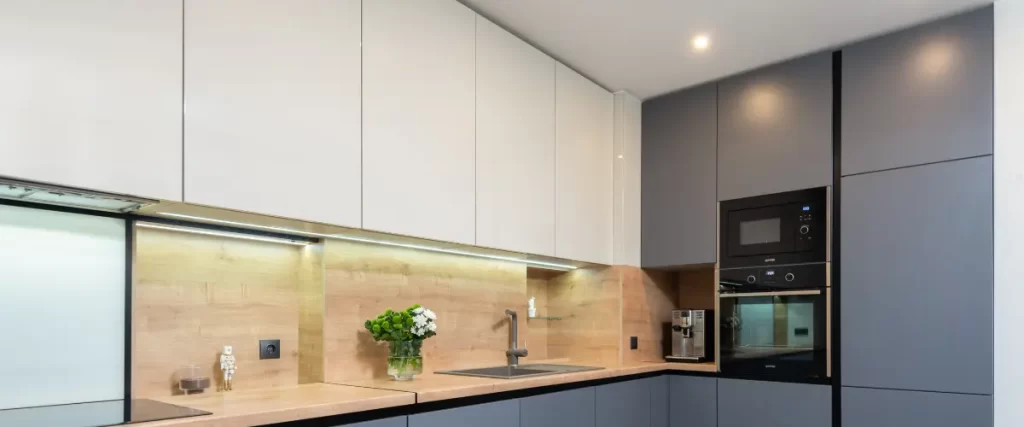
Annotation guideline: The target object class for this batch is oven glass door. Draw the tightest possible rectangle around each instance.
[719,290,828,381]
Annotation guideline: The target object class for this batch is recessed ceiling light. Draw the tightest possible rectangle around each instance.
[692,35,710,51]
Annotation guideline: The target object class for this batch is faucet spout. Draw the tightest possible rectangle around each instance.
[505,309,528,366]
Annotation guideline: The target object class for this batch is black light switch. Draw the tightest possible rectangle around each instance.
[630,336,638,350]
[259,339,281,360]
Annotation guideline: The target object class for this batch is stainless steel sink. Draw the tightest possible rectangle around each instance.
[436,364,603,379]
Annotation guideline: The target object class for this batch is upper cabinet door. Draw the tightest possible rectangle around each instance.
[475,17,556,256]
[0,1,182,201]
[184,0,361,227]
[555,64,614,264]
[842,7,993,176]
[642,83,717,267]
[717,53,832,201]
[363,0,476,245]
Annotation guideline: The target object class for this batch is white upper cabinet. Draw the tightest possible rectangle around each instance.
[0,1,183,201]
[555,63,614,264]
[183,0,362,227]
[362,0,476,245]
[475,17,556,256]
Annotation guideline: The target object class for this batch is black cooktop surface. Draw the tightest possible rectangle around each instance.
[0,399,210,427]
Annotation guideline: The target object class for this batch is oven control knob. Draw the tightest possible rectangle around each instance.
[746,275,757,284]
[799,225,811,235]
[785,273,795,282]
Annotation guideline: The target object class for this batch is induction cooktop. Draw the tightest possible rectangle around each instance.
[0,399,211,427]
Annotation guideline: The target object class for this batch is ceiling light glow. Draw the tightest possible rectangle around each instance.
[692,35,710,51]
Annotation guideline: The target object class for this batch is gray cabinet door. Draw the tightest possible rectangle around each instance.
[717,53,832,201]
[339,416,407,427]
[520,387,595,427]
[842,387,992,427]
[668,376,716,427]
[410,400,519,427]
[717,379,831,427]
[650,376,668,427]
[841,156,993,394]
[842,7,993,176]
[641,83,717,267]
[596,378,651,427]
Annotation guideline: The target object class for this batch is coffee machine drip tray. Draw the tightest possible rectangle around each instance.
[665,355,706,363]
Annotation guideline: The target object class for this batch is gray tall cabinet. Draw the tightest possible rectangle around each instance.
[641,83,717,267]
[717,52,833,201]
[839,6,994,427]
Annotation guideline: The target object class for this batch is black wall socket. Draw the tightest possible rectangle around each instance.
[630,336,638,350]
[259,339,281,360]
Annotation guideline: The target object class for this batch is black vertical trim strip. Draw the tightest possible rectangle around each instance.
[831,49,843,427]
[124,218,134,415]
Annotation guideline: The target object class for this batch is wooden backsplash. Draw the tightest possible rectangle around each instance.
[132,228,688,391]
[132,227,318,397]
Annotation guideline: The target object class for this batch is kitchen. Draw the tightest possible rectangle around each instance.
[0,1,1020,426]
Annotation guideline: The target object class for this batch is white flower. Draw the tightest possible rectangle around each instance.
[424,309,437,321]
[427,322,437,332]
[412,307,424,314]
[413,314,428,327]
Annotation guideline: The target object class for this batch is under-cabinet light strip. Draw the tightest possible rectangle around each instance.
[156,213,577,271]
[136,222,310,246]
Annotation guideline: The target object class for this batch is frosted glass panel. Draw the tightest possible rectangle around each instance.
[0,204,125,409]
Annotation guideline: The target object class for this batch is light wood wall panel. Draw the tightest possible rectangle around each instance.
[322,240,530,383]
[546,267,622,367]
[133,228,309,397]
[525,269,554,360]
[622,268,678,364]
[298,244,325,384]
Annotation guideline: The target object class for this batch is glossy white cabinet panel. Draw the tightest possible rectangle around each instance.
[555,63,614,264]
[184,0,361,227]
[0,1,183,201]
[475,16,556,256]
[362,0,477,245]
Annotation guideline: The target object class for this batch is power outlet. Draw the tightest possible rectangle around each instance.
[630,336,638,350]
[259,339,281,360]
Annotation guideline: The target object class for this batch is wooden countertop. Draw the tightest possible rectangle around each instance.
[337,361,717,403]
[137,361,714,426]
[138,384,415,427]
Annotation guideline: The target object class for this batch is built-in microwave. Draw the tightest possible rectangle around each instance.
[719,187,829,269]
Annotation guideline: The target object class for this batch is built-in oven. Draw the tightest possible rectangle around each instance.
[718,265,830,382]
[719,187,828,269]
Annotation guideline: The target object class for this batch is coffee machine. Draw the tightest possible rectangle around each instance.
[666,309,714,362]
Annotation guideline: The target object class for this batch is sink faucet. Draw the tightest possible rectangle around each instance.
[505,309,528,367]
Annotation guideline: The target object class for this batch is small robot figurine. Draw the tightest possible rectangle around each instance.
[220,345,236,391]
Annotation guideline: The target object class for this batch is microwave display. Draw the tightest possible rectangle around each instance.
[739,218,781,245]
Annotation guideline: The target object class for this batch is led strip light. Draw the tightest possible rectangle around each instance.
[153,213,578,271]
[136,222,310,247]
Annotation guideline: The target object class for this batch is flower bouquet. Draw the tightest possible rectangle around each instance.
[364,304,437,380]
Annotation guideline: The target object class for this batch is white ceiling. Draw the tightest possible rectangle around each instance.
[460,0,991,99]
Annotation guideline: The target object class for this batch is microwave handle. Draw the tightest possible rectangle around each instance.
[719,289,822,298]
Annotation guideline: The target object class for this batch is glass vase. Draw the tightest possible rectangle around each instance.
[387,340,423,381]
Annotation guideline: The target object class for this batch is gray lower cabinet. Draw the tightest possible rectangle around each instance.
[668,376,716,427]
[841,156,993,394]
[842,387,993,427]
[717,379,831,427]
[717,52,832,201]
[641,82,717,267]
[519,387,595,427]
[596,378,651,427]
[409,399,519,427]
[339,417,407,427]
[650,376,668,427]
[841,7,993,175]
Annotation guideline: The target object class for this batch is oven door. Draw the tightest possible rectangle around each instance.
[718,289,829,382]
